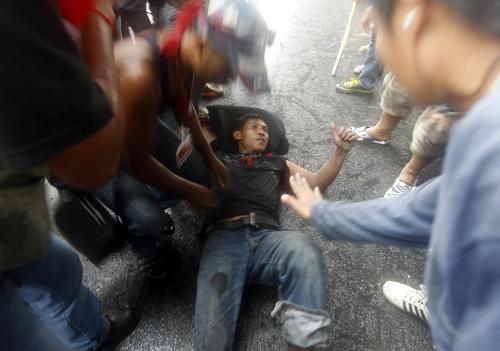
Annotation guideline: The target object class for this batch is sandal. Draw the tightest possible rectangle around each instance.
[351,126,390,145]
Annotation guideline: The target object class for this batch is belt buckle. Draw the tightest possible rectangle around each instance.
[249,213,258,228]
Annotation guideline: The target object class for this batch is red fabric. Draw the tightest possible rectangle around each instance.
[58,0,95,28]
[90,8,115,32]
[161,0,205,57]
[243,155,254,167]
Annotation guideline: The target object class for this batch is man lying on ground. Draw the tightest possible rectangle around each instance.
[194,114,357,351]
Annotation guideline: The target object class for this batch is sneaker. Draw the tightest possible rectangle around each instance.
[335,79,373,94]
[384,178,415,198]
[383,281,429,325]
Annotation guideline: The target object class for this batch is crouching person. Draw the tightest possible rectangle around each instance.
[195,114,357,350]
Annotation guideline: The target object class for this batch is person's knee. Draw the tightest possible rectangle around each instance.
[282,234,324,275]
[123,200,172,238]
[47,235,84,295]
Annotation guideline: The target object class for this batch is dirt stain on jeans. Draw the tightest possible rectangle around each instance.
[210,272,228,297]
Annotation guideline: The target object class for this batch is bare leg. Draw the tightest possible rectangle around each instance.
[364,111,402,141]
[398,153,435,185]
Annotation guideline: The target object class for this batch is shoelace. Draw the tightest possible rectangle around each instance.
[404,285,428,306]
[395,180,414,192]
[345,79,361,88]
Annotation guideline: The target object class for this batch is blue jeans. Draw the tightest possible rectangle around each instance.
[359,32,382,89]
[195,227,331,350]
[0,276,71,351]
[95,119,210,259]
[9,234,109,351]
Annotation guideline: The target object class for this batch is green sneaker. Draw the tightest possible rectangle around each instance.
[336,79,373,94]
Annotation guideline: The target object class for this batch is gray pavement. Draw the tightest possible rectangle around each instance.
[69,0,438,350]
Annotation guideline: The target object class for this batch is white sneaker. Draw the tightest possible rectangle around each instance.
[384,178,415,198]
[382,281,429,324]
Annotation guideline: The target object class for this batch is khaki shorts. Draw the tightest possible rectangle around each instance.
[410,106,455,159]
[380,72,413,117]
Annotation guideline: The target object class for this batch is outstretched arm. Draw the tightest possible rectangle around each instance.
[286,124,356,192]
[281,173,436,247]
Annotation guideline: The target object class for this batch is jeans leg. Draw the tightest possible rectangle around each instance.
[10,234,109,351]
[0,277,71,351]
[248,230,331,348]
[115,171,172,259]
[194,228,250,351]
[359,32,382,89]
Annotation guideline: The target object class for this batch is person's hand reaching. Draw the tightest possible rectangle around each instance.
[281,173,323,220]
[332,123,357,151]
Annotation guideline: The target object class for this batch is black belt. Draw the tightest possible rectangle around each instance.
[207,213,279,233]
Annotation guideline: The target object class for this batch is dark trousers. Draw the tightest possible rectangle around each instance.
[96,119,210,258]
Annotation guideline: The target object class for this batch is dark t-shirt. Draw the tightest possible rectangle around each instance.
[0,0,112,271]
[211,152,289,225]
[0,0,112,170]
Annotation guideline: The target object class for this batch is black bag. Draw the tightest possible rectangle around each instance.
[54,191,124,266]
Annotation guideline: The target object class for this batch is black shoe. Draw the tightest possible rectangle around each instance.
[98,305,140,350]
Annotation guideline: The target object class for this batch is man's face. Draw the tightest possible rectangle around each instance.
[373,0,449,106]
[234,118,269,153]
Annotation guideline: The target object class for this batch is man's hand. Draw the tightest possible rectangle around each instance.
[281,173,323,220]
[332,123,357,151]
[208,156,230,190]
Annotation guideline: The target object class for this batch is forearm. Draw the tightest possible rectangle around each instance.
[309,178,441,247]
[184,104,219,162]
[123,153,200,197]
[312,149,348,192]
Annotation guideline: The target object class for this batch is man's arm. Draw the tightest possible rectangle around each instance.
[286,124,356,192]
[282,174,437,247]
[175,100,230,190]
[116,50,216,208]
[48,0,122,189]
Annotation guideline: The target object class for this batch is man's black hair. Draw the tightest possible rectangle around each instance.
[232,113,267,133]
[373,0,500,36]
